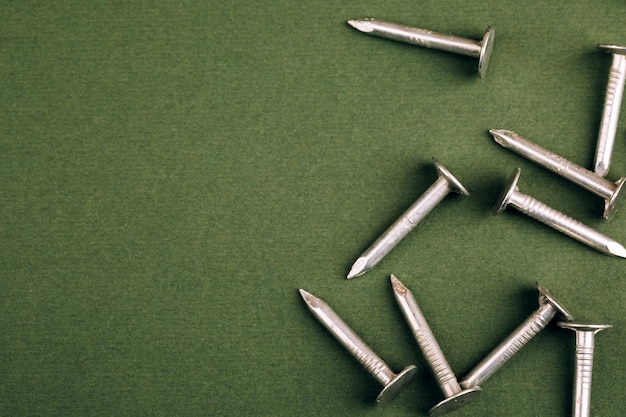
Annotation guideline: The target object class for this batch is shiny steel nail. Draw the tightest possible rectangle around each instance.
[348,18,495,78]
[460,283,573,389]
[558,321,612,417]
[489,129,626,220]
[391,275,481,416]
[492,167,626,257]
[594,45,626,177]
[299,289,418,405]
[347,158,469,279]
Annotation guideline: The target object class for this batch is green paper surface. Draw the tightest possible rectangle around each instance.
[1,2,625,416]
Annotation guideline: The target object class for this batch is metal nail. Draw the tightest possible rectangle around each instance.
[489,129,626,220]
[558,321,612,417]
[594,45,626,177]
[347,158,469,279]
[460,282,573,389]
[492,167,626,257]
[391,275,481,416]
[348,18,495,78]
[299,289,418,405]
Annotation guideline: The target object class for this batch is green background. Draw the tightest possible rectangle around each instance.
[1,1,625,416]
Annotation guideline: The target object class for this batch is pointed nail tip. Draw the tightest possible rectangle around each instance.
[346,265,360,279]
[389,274,400,287]
[300,289,325,310]
[346,270,359,279]
[607,241,626,258]
[390,275,408,295]
[489,128,507,139]
[347,257,370,279]
[594,162,608,177]
[489,129,516,147]
[346,19,374,33]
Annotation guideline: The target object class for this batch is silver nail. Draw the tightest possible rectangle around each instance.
[347,158,469,279]
[299,289,418,405]
[492,167,626,257]
[460,283,573,389]
[348,18,495,78]
[391,275,481,416]
[558,321,612,417]
[594,45,626,177]
[490,129,626,220]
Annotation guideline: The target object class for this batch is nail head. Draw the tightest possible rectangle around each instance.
[429,387,482,417]
[433,158,470,196]
[603,176,626,220]
[478,27,495,78]
[493,167,521,215]
[597,44,626,55]
[536,282,574,321]
[557,321,612,332]
[375,365,418,405]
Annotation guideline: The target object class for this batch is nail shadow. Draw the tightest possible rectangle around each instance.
[473,175,505,214]
[456,284,540,379]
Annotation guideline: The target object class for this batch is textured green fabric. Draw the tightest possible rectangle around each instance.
[1,2,625,416]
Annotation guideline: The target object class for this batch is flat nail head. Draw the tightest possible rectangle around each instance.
[429,387,482,417]
[478,27,495,78]
[604,176,626,219]
[597,44,626,55]
[536,282,574,321]
[493,167,521,215]
[376,365,419,405]
[434,158,470,196]
[557,321,612,333]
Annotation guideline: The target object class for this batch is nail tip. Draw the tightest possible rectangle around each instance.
[390,274,408,295]
[594,162,609,177]
[347,18,374,33]
[389,273,400,286]
[347,257,369,278]
[489,128,509,141]
[299,288,317,303]
[607,241,626,258]
[300,289,324,309]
